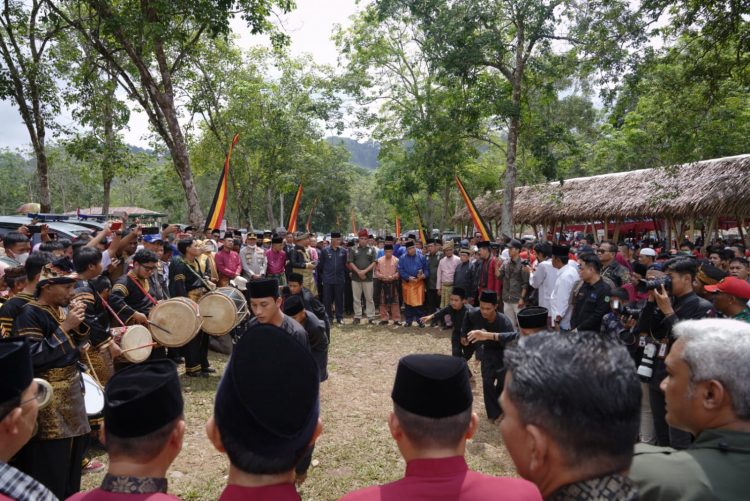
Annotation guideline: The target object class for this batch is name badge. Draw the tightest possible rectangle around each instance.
[657,341,668,359]
[638,334,647,348]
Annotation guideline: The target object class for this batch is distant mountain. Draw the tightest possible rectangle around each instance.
[326,137,380,170]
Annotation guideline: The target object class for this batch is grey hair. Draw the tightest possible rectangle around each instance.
[674,318,750,419]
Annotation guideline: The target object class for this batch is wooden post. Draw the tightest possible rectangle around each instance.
[559,220,566,243]
[736,214,746,246]
[613,217,622,243]
[706,217,717,245]
[652,217,661,241]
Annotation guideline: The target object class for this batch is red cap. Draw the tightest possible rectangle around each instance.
[357,229,368,238]
[704,277,750,300]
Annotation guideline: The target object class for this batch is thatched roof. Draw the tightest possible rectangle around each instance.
[453,154,750,225]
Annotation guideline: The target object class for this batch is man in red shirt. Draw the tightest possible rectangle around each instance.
[207,324,322,501]
[339,354,541,501]
[214,235,242,288]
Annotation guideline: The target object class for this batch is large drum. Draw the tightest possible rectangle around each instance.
[199,287,249,336]
[148,297,202,347]
[119,325,153,363]
[81,372,104,417]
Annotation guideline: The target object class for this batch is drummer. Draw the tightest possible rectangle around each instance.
[68,360,185,501]
[169,238,215,378]
[73,247,122,385]
[0,337,57,501]
[11,264,89,499]
[109,250,167,363]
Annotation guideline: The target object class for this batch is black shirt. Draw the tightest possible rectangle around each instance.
[461,307,516,352]
[571,279,612,331]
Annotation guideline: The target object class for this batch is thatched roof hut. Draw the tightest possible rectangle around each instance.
[453,154,750,226]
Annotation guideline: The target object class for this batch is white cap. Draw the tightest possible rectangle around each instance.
[640,248,657,257]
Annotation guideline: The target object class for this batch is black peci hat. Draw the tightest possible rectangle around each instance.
[0,337,33,406]
[330,232,342,238]
[282,295,304,316]
[552,245,570,257]
[404,241,415,248]
[287,273,304,284]
[248,278,280,299]
[451,287,466,299]
[517,307,549,329]
[479,290,498,304]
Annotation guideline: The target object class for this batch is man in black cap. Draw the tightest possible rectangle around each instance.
[340,354,541,500]
[549,244,579,332]
[316,232,348,325]
[207,325,322,500]
[235,278,308,348]
[11,265,89,499]
[282,295,329,382]
[0,251,53,338]
[420,287,475,364]
[453,247,477,305]
[516,306,551,336]
[474,241,500,304]
[69,360,185,501]
[0,338,57,501]
[462,290,516,422]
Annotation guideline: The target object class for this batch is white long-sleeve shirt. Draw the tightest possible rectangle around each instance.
[529,258,558,312]
[550,261,580,330]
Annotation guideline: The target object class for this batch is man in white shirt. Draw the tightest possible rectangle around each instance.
[528,243,557,327]
[549,245,579,331]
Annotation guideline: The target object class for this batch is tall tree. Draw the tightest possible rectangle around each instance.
[0,0,64,211]
[49,0,294,226]
[377,0,644,237]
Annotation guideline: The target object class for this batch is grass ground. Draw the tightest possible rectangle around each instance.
[82,321,519,500]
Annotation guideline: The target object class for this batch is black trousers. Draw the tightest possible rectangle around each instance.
[323,283,345,322]
[344,275,354,315]
[426,289,439,316]
[373,279,381,310]
[480,350,504,420]
[184,331,209,374]
[14,435,87,499]
[649,384,693,449]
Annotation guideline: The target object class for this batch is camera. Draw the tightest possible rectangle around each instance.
[640,275,672,293]
[520,259,530,266]
[610,297,643,320]
[637,342,657,380]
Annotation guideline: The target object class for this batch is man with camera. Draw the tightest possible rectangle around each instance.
[636,257,715,449]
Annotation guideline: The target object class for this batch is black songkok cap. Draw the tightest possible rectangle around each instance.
[215,325,320,457]
[287,273,304,284]
[330,232,342,238]
[391,354,472,418]
[552,244,570,257]
[0,337,33,405]
[509,239,523,250]
[451,287,466,299]
[517,306,549,329]
[283,295,304,316]
[479,290,498,304]
[426,238,435,244]
[271,237,284,244]
[476,241,490,249]
[384,244,394,250]
[248,278,279,299]
[385,236,395,242]
[435,238,443,245]
[404,241,415,248]
[407,233,416,240]
[104,359,183,438]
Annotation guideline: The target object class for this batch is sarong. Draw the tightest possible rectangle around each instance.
[402,279,425,307]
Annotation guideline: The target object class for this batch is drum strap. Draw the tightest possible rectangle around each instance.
[96,291,127,328]
[181,258,216,291]
[129,274,159,306]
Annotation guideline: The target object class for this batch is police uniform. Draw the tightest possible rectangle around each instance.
[340,354,541,501]
[570,278,612,331]
[68,360,184,501]
[630,428,750,501]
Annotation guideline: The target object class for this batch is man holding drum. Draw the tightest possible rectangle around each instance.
[11,264,89,499]
[170,239,216,378]
[109,250,167,364]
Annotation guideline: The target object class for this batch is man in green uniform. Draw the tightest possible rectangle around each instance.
[629,318,750,500]
[704,276,750,323]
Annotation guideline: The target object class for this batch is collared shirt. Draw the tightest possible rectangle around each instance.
[240,245,267,278]
[219,483,300,501]
[68,475,180,500]
[550,262,580,330]
[571,278,612,331]
[339,456,541,501]
[317,246,349,285]
[374,256,400,281]
[397,252,429,281]
[348,245,377,282]
[500,257,530,303]
[265,249,287,275]
[436,254,461,290]
[601,260,631,289]
[529,258,557,311]
[0,461,57,501]
[630,428,750,501]
[215,249,241,279]
[549,474,638,501]
[426,251,442,289]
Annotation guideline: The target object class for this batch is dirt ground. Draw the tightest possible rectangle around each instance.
[82,322,519,500]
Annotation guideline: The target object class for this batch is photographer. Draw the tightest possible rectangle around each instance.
[635,257,715,449]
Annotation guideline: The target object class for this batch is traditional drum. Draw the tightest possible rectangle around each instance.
[119,325,154,363]
[81,372,105,417]
[198,287,249,336]
[148,297,202,347]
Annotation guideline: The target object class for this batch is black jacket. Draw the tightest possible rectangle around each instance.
[571,279,612,331]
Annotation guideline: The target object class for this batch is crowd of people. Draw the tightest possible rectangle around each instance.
[0,219,749,500]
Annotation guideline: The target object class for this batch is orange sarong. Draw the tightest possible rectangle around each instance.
[402,279,425,307]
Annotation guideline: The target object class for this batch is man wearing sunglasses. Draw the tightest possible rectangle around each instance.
[0,336,57,501]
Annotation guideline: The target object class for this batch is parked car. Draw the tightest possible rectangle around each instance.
[0,216,92,244]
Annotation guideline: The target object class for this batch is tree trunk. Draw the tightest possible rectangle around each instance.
[279,192,285,230]
[440,182,451,232]
[501,77,522,239]
[102,177,112,215]
[35,147,52,212]
[266,186,276,228]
